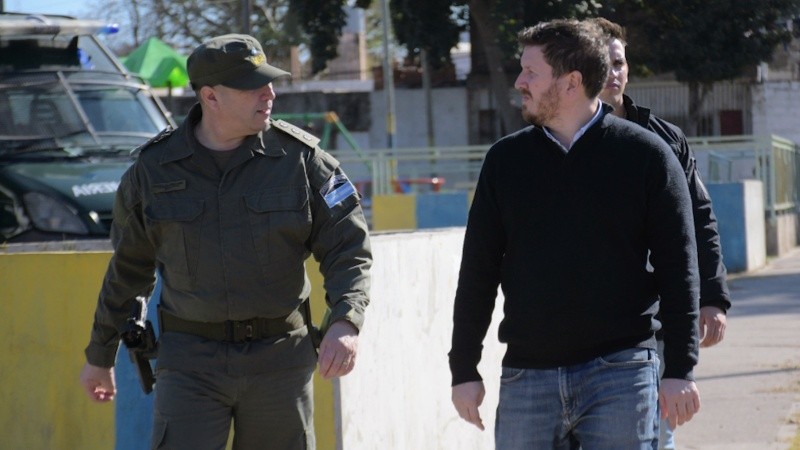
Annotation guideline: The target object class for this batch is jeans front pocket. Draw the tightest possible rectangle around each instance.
[598,347,655,367]
[500,366,526,384]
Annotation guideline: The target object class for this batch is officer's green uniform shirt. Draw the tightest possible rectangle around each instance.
[85,104,372,372]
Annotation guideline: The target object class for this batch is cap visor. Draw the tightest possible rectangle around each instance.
[221,65,291,90]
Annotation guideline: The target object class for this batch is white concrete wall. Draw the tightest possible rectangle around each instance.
[369,88,469,148]
[752,81,800,144]
[743,180,767,270]
[338,228,505,449]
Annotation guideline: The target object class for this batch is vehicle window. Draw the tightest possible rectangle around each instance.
[0,188,19,234]
[76,88,165,134]
[2,84,85,137]
[1,74,169,146]
[74,35,120,72]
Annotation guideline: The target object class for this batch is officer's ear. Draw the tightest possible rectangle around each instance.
[198,85,219,109]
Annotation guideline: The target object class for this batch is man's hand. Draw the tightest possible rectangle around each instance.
[318,320,359,379]
[659,378,700,429]
[80,362,116,402]
[699,306,727,348]
[452,381,486,431]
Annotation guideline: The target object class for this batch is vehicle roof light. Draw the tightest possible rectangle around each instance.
[0,15,119,37]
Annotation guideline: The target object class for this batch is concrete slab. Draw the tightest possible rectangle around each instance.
[675,248,800,449]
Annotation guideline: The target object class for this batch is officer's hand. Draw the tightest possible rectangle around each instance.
[452,381,486,431]
[699,306,727,348]
[80,362,116,402]
[318,320,359,379]
[659,378,700,429]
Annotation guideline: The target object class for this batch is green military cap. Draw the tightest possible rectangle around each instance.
[187,33,291,90]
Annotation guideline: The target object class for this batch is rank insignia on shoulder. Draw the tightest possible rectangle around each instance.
[320,173,356,208]
[272,119,321,148]
[131,127,174,155]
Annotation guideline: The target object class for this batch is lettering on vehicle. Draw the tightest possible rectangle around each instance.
[72,181,120,197]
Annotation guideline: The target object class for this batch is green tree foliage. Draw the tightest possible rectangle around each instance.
[489,0,602,64]
[389,0,465,68]
[158,0,303,64]
[638,0,797,83]
[618,0,800,134]
[92,0,800,137]
[288,0,349,74]
[467,0,602,134]
[92,0,303,72]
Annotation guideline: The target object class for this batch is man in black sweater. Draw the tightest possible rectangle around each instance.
[592,18,731,450]
[449,19,701,449]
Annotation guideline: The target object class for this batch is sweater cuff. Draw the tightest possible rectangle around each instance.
[449,359,483,386]
[698,298,730,313]
[663,366,695,382]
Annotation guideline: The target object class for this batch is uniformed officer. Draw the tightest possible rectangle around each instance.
[79,34,372,450]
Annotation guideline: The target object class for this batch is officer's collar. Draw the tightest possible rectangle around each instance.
[159,104,285,163]
[258,125,287,157]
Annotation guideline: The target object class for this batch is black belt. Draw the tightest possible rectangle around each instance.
[158,307,306,343]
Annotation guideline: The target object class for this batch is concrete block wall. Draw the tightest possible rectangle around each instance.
[338,228,505,449]
[707,180,766,272]
[752,81,800,146]
[369,88,469,148]
[766,211,799,257]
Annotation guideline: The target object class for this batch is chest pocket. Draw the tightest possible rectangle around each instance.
[244,186,312,271]
[144,199,204,290]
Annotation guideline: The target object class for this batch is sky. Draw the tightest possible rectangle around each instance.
[5,0,90,17]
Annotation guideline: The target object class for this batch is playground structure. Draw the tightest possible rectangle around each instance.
[274,112,452,197]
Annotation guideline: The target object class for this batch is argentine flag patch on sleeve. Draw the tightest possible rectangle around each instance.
[320,173,356,208]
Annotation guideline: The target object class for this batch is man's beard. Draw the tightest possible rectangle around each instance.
[521,82,560,126]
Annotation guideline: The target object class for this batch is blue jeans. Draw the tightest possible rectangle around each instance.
[495,347,660,450]
[656,340,675,450]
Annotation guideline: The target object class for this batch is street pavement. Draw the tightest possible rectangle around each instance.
[676,247,800,450]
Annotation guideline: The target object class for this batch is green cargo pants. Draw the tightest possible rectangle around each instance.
[150,364,316,450]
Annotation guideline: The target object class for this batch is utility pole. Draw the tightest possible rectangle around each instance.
[380,0,396,150]
[421,48,438,177]
[421,48,435,148]
[241,0,251,34]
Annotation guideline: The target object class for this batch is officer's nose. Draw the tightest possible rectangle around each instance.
[259,83,276,100]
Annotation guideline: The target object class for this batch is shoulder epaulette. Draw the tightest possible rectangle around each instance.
[130,127,174,156]
[271,119,321,148]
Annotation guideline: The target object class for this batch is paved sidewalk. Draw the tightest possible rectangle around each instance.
[677,247,800,450]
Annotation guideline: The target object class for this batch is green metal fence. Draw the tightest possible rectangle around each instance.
[334,135,800,222]
[688,135,800,222]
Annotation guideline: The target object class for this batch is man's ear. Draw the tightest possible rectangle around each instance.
[564,71,583,96]
[198,86,219,109]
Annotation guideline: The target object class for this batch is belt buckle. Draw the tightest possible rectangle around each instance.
[228,319,256,342]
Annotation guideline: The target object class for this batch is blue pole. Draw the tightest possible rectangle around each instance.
[114,274,161,450]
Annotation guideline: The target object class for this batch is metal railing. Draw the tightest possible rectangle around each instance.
[332,135,800,222]
[333,145,489,196]
[688,135,800,222]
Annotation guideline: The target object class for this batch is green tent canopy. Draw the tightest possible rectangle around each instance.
[121,37,188,88]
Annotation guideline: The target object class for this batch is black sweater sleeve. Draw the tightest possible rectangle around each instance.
[645,142,701,380]
[448,146,505,385]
